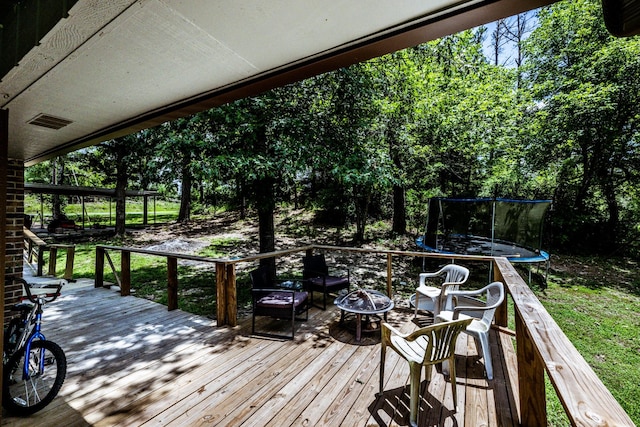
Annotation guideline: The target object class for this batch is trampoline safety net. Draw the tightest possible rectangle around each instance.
[418,198,552,263]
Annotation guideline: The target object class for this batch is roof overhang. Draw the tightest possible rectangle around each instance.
[1,0,560,166]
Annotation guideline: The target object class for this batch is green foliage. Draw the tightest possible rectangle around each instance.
[522,0,640,253]
[24,0,640,254]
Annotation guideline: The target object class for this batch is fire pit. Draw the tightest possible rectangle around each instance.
[334,289,394,341]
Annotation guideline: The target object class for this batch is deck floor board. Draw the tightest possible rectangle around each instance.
[1,286,518,427]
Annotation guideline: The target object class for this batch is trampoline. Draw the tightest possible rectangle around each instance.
[416,198,551,280]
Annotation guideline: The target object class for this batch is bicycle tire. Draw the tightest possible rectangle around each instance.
[3,340,67,415]
[3,318,23,361]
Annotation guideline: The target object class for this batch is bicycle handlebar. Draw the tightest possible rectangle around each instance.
[10,277,63,304]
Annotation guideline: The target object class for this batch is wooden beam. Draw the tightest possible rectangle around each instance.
[516,309,546,426]
[48,246,58,276]
[167,257,178,311]
[492,259,508,327]
[225,264,237,327]
[121,250,130,296]
[95,246,104,288]
[104,250,121,288]
[216,262,226,325]
[63,245,75,281]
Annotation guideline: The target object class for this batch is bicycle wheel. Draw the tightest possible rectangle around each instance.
[3,340,67,415]
[3,318,23,362]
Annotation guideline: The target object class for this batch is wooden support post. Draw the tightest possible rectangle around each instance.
[167,257,178,311]
[28,240,34,263]
[37,246,45,276]
[225,264,237,327]
[104,251,121,287]
[95,246,104,288]
[121,251,131,296]
[63,246,75,281]
[48,246,58,276]
[216,262,227,325]
[386,253,392,297]
[516,308,547,426]
[492,259,508,327]
[48,244,75,280]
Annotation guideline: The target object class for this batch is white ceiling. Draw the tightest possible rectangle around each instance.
[0,0,556,165]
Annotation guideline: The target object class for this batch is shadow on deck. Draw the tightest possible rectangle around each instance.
[1,286,519,426]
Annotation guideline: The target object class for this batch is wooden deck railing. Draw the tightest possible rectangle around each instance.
[24,228,75,280]
[94,243,634,426]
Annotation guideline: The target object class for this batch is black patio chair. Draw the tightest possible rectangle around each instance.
[250,266,309,340]
[302,254,350,310]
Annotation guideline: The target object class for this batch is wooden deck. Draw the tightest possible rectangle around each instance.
[1,285,519,427]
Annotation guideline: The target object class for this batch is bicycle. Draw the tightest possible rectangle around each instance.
[2,277,67,415]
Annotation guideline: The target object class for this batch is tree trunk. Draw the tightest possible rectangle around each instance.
[178,154,192,222]
[114,141,128,235]
[354,189,370,242]
[392,184,406,234]
[255,176,276,272]
[52,158,65,218]
[237,177,246,220]
[600,168,619,252]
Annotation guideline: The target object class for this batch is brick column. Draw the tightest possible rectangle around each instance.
[4,158,24,321]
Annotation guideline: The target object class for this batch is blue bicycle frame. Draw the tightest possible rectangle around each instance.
[22,303,47,380]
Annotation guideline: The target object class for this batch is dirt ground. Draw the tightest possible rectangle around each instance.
[122,207,638,297]
[121,208,438,305]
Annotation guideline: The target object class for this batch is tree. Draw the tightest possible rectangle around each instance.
[87,131,159,234]
[370,50,422,235]
[523,0,640,251]
[310,64,393,242]
[152,116,210,223]
[204,82,314,266]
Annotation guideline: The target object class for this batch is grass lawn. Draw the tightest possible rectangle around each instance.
[535,256,640,426]
[25,195,181,227]
[39,215,640,426]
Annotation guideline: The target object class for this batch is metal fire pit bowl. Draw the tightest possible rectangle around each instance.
[334,289,394,341]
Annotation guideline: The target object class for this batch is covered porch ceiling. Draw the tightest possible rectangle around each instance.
[1,0,560,166]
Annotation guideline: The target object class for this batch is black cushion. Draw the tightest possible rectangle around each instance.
[307,275,349,290]
[257,291,308,309]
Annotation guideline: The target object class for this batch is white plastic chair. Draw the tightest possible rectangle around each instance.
[436,281,505,380]
[379,318,473,427]
[411,264,470,317]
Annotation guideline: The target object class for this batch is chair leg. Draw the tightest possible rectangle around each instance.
[479,333,494,380]
[449,354,458,411]
[252,312,256,335]
[414,292,419,318]
[379,344,386,394]
[409,362,421,427]
[291,304,296,340]
[424,364,433,382]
